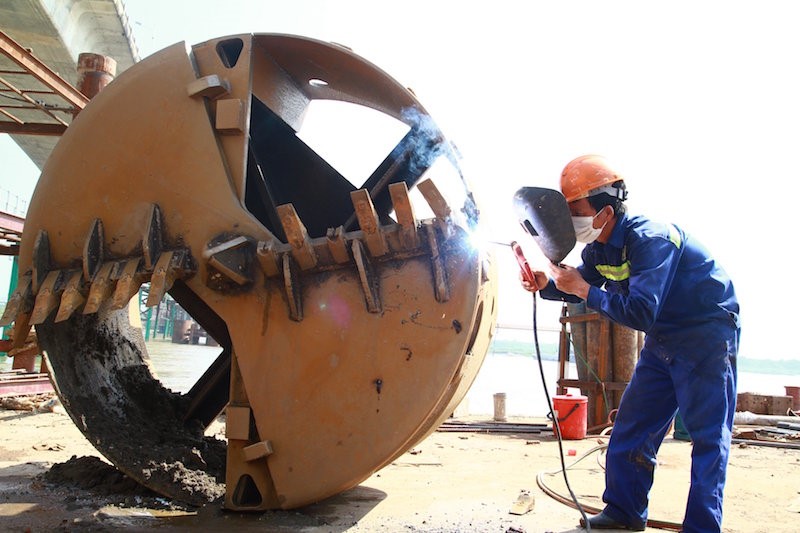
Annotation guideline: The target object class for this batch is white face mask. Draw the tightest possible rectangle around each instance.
[572,214,603,244]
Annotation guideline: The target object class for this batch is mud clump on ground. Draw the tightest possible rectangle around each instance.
[0,392,58,411]
[41,455,195,511]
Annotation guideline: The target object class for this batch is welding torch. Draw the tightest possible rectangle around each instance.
[487,240,539,290]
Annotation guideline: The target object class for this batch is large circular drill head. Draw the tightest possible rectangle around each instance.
[4,33,498,509]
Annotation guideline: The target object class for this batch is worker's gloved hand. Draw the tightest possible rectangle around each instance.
[519,269,548,293]
[547,263,590,300]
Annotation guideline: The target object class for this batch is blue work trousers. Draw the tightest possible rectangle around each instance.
[601,331,738,533]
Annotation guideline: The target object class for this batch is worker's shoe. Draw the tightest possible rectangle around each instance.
[579,510,646,531]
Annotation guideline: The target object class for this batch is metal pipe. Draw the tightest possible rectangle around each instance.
[76,53,116,99]
[734,411,800,426]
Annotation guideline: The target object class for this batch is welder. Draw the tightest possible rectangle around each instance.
[520,155,740,532]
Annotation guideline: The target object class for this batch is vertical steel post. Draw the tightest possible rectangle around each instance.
[166,298,175,339]
[556,303,569,396]
[143,289,152,342]
[1,257,19,360]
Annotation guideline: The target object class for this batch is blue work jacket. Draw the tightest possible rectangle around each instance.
[541,212,740,355]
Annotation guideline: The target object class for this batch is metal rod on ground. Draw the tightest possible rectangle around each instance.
[732,438,800,450]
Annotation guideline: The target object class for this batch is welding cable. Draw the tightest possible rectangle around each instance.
[535,440,685,531]
[535,444,607,513]
[596,443,608,470]
[530,292,592,529]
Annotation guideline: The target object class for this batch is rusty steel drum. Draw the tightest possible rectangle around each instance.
[1,34,497,509]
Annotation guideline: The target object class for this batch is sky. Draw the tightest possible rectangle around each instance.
[2,0,798,360]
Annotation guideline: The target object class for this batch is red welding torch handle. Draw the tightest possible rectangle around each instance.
[511,241,536,289]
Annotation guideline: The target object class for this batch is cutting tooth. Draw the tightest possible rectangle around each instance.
[83,262,117,314]
[282,254,302,321]
[276,203,317,270]
[111,258,144,310]
[55,271,86,322]
[146,250,174,307]
[83,218,104,280]
[256,239,282,277]
[11,312,32,349]
[417,179,454,239]
[350,189,389,257]
[351,239,381,313]
[417,178,451,219]
[0,272,32,326]
[424,222,449,303]
[31,230,51,293]
[389,182,419,249]
[146,250,185,307]
[143,204,163,271]
[29,270,63,325]
[325,226,350,264]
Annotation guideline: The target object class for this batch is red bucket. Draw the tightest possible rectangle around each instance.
[552,394,588,440]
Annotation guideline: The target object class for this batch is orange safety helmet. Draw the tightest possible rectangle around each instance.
[560,154,624,203]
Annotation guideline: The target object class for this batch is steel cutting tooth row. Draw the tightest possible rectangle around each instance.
[208,179,460,321]
[254,179,452,269]
[0,204,195,345]
[2,180,461,338]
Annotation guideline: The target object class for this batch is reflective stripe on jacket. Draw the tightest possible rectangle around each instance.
[542,212,739,353]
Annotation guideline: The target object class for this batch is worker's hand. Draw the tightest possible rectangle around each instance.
[547,263,590,300]
[519,269,548,292]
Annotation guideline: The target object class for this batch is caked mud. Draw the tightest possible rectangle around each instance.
[37,309,226,505]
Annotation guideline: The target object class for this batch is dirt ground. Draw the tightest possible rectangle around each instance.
[1,399,799,532]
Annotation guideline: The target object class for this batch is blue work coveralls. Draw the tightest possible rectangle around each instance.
[541,212,740,533]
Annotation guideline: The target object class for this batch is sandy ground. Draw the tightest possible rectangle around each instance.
[1,401,799,533]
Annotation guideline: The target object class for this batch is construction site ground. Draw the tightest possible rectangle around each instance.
[0,402,798,533]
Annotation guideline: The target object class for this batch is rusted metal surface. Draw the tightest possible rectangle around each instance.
[0,328,44,375]
[0,29,88,135]
[0,209,24,255]
[76,53,116,99]
[557,308,643,431]
[0,372,53,396]
[3,33,498,510]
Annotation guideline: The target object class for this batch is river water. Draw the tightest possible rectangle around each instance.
[458,353,797,417]
[132,341,800,417]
